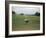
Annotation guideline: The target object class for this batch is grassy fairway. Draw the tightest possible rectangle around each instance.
[12,15,40,31]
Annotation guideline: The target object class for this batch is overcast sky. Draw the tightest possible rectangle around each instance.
[12,6,40,15]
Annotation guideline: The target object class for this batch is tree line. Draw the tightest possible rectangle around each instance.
[12,11,40,16]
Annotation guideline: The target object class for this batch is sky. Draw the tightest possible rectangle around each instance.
[12,6,40,15]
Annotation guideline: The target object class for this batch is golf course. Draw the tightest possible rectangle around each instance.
[12,14,40,31]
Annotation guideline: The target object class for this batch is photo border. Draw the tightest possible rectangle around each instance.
[5,1,45,37]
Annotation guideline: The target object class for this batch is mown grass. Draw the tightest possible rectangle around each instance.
[12,14,40,31]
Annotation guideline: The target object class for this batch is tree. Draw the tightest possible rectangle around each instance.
[12,11,15,14]
[20,13,24,15]
[35,12,40,16]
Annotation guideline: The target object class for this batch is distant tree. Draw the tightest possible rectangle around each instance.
[20,13,24,15]
[12,11,15,14]
[35,12,40,16]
